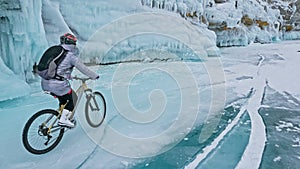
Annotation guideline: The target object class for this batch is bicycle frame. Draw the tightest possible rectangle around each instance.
[46,77,92,132]
[46,76,103,133]
[46,100,69,134]
[68,77,93,120]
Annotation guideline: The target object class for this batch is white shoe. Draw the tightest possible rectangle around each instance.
[69,116,77,126]
[58,109,75,128]
[67,112,76,126]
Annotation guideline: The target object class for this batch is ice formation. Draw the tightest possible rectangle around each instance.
[0,0,48,80]
[1,0,300,100]
[0,0,46,100]
[0,0,219,83]
[141,0,300,46]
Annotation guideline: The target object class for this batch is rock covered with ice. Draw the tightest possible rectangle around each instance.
[141,0,300,46]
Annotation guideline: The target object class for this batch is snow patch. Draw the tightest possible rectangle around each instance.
[273,156,281,162]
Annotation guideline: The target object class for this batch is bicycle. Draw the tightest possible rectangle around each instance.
[22,76,106,155]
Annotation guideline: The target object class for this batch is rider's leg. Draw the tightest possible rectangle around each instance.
[69,90,78,121]
[57,89,76,127]
[58,89,77,111]
[71,90,78,109]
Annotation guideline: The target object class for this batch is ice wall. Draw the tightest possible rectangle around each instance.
[0,0,47,100]
[80,13,219,64]
[141,0,300,47]
[207,0,283,46]
[48,0,219,64]
[1,0,299,85]
[0,0,220,101]
[0,0,48,81]
[41,0,72,46]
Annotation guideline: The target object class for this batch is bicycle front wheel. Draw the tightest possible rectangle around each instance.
[22,109,64,154]
[85,91,106,128]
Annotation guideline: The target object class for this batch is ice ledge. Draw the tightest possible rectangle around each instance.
[80,12,220,64]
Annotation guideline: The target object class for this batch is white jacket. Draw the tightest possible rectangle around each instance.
[41,44,98,96]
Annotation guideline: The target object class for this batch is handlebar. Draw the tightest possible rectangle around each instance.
[72,76,92,83]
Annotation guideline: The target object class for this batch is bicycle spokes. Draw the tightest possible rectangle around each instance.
[22,109,65,154]
[38,124,62,145]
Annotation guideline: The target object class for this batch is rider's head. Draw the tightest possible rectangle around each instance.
[60,33,77,45]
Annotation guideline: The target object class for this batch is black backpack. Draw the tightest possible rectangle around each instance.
[33,45,68,80]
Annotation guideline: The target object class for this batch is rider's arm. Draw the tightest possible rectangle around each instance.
[67,51,99,80]
[74,59,99,80]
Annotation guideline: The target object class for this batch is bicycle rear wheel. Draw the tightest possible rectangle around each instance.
[22,109,64,154]
[85,91,106,127]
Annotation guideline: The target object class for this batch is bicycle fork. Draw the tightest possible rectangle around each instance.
[89,94,100,111]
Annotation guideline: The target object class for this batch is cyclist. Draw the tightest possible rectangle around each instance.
[41,33,99,128]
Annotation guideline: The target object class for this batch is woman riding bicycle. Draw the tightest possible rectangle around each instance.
[41,33,99,128]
